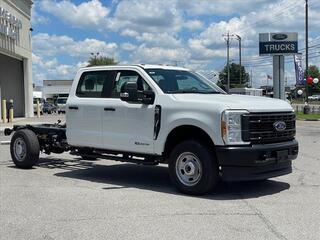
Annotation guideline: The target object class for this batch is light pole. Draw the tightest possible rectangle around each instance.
[223,32,231,93]
[236,35,242,85]
[305,0,309,102]
[91,52,100,64]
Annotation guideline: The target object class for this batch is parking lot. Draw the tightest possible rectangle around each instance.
[0,117,319,240]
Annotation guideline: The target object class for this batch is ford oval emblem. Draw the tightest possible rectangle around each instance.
[273,121,286,132]
[272,34,288,40]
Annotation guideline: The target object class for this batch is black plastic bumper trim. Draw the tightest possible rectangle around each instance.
[216,140,298,181]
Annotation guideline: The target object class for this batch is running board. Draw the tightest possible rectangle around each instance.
[70,151,159,166]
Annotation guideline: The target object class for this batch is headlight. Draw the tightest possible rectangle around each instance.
[221,110,250,145]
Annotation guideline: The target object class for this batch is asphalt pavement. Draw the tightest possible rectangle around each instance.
[0,117,319,240]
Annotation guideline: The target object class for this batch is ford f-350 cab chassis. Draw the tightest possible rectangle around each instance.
[4,65,299,195]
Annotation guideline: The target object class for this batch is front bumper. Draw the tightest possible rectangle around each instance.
[216,140,298,181]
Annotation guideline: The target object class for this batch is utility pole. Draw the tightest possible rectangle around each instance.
[223,32,231,93]
[236,35,242,85]
[91,52,100,64]
[305,0,309,102]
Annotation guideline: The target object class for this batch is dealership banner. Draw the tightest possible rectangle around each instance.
[294,54,304,86]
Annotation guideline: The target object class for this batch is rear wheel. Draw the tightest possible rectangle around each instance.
[10,129,40,169]
[169,140,219,195]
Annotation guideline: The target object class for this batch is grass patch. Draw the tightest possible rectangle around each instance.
[296,112,320,120]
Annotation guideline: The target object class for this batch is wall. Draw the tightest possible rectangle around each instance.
[0,0,33,117]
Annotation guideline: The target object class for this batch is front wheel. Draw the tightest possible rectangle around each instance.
[10,129,40,169]
[169,140,219,195]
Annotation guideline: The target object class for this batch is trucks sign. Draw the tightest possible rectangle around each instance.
[259,32,298,55]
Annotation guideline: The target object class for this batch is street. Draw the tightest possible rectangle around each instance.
[0,118,319,240]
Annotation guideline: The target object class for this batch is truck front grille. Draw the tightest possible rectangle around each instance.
[242,112,296,144]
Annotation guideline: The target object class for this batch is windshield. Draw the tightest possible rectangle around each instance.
[57,98,67,104]
[145,69,224,94]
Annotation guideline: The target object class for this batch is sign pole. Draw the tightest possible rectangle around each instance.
[279,55,285,99]
[273,56,280,99]
[273,55,285,100]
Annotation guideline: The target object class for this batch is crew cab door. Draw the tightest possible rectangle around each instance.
[66,70,116,148]
[101,70,155,154]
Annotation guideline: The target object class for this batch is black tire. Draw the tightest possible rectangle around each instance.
[168,140,219,195]
[10,129,40,169]
[78,149,97,160]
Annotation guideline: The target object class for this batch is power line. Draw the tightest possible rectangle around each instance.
[236,0,302,35]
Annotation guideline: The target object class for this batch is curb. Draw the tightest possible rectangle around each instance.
[297,119,320,121]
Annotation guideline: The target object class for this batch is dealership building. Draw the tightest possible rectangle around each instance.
[0,0,33,117]
[43,80,73,103]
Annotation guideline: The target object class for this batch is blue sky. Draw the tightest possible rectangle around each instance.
[31,0,320,87]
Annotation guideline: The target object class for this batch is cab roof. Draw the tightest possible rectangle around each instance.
[80,64,190,71]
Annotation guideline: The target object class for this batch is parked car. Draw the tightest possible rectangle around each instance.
[43,102,57,114]
[5,65,298,195]
[307,95,320,101]
[57,97,67,114]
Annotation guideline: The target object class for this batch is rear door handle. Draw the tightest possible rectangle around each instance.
[69,106,78,110]
[104,107,116,111]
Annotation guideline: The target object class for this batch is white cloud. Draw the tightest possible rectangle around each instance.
[177,0,277,16]
[32,32,119,85]
[121,43,137,51]
[32,33,118,58]
[40,0,110,29]
[31,2,49,25]
[120,29,139,38]
[32,53,85,85]
[110,0,183,34]
[132,44,190,64]
[184,20,204,31]
[135,33,181,48]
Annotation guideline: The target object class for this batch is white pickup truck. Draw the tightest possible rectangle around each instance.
[5,65,298,195]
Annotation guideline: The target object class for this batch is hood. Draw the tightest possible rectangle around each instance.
[171,93,293,112]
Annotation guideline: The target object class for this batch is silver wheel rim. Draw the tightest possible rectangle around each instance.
[175,152,202,186]
[13,137,27,162]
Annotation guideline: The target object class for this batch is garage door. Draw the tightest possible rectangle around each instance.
[0,53,24,117]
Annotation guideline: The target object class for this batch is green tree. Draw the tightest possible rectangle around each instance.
[217,63,250,89]
[87,56,117,67]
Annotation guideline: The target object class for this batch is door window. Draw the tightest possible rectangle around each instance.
[76,71,116,98]
[111,70,151,98]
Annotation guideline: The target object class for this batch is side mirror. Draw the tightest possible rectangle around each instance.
[120,81,155,104]
[141,90,155,104]
[120,82,138,102]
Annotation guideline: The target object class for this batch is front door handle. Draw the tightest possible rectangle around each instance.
[104,107,116,111]
[69,106,78,110]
